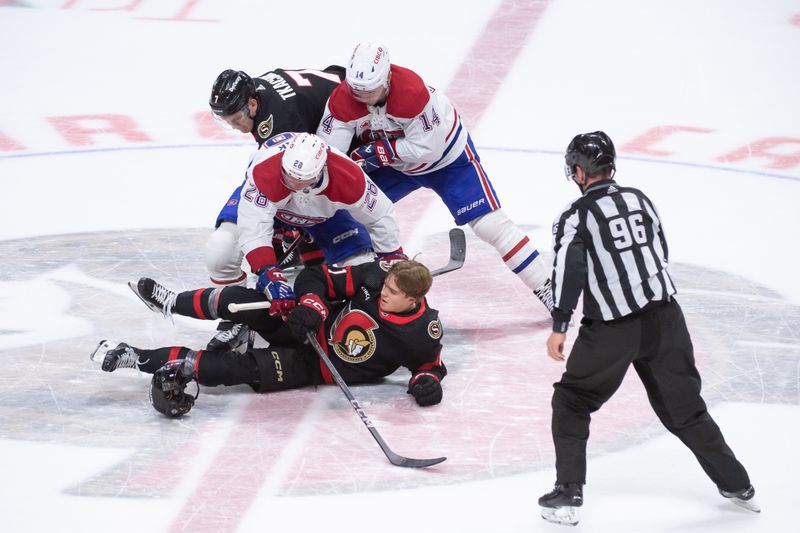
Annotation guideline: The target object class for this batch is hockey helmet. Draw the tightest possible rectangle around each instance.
[149,360,199,418]
[346,42,391,92]
[281,133,328,189]
[564,131,616,180]
[209,69,256,116]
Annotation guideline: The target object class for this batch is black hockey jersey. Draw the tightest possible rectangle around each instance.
[250,66,346,145]
[294,261,446,385]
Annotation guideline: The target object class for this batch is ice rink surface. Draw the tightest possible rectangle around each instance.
[1,1,798,532]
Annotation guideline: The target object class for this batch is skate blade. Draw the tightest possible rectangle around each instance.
[540,505,580,526]
[128,281,159,313]
[730,498,761,513]
[89,339,114,364]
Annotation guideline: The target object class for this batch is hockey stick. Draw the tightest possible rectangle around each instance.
[430,227,466,277]
[226,302,447,467]
[305,332,446,468]
[276,233,305,268]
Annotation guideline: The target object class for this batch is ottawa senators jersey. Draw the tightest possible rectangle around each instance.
[249,66,346,145]
[294,261,446,385]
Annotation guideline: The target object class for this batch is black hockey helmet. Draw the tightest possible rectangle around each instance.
[209,69,256,116]
[564,131,616,180]
[149,360,199,418]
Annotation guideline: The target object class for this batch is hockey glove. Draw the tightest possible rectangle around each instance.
[255,266,296,317]
[350,140,397,173]
[286,294,329,340]
[407,373,442,406]
[376,247,408,264]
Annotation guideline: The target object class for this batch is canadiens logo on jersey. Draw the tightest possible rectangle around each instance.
[275,211,326,227]
[331,309,379,364]
[257,115,274,140]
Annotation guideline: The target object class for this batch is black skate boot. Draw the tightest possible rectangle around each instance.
[206,321,250,354]
[538,483,583,526]
[90,340,142,372]
[128,277,177,318]
[533,278,555,312]
[719,484,760,513]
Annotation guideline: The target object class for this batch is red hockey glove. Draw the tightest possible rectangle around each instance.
[350,140,396,173]
[407,373,442,406]
[286,294,329,340]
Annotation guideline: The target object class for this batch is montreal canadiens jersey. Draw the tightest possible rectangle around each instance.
[237,133,401,271]
[316,65,469,175]
[294,261,446,385]
[249,66,346,145]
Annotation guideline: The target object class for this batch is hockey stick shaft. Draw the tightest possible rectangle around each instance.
[228,301,271,313]
[305,332,446,468]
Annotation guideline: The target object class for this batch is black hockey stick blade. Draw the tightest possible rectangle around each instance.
[277,234,304,268]
[306,333,446,468]
[431,227,466,277]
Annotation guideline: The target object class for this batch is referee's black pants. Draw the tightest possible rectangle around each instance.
[550,298,751,492]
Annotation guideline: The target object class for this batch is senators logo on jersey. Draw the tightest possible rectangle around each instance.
[257,115,274,140]
[330,309,379,363]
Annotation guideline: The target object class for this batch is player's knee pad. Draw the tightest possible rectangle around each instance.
[468,209,524,251]
[205,222,246,287]
[468,209,548,288]
[196,351,259,388]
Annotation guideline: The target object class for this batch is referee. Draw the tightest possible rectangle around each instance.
[537,131,758,526]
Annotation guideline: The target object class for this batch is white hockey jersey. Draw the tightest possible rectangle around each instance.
[316,65,469,175]
[237,133,401,272]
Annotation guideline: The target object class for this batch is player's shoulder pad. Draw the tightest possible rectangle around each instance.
[385,65,430,119]
[251,153,291,202]
[327,83,369,122]
[357,261,388,292]
[322,151,367,204]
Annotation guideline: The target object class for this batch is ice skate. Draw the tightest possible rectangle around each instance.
[128,277,177,318]
[533,277,555,312]
[538,483,582,526]
[206,321,250,354]
[720,485,761,513]
[90,340,141,372]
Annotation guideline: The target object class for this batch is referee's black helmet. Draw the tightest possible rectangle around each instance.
[564,131,616,179]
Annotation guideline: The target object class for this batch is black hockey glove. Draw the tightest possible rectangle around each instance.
[407,373,442,406]
[286,294,328,341]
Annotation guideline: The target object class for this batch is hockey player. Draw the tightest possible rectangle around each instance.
[206,67,368,349]
[236,131,403,319]
[208,67,364,284]
[538,131,758,525]
[316,42,554,311]
[90,260,446,416]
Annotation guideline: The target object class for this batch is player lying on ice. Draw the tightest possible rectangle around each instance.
[91,259,446,418]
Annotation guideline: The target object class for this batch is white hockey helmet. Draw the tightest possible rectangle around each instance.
[346,42,391,92]
[281,133,328,189]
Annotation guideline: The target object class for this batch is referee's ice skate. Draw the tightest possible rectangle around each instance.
[720,485,761,513]
[538,483,583,526]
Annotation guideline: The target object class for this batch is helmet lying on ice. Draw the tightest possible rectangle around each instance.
[149,360,199,418]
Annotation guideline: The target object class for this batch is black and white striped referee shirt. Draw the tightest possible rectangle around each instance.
[551,179,676,323]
